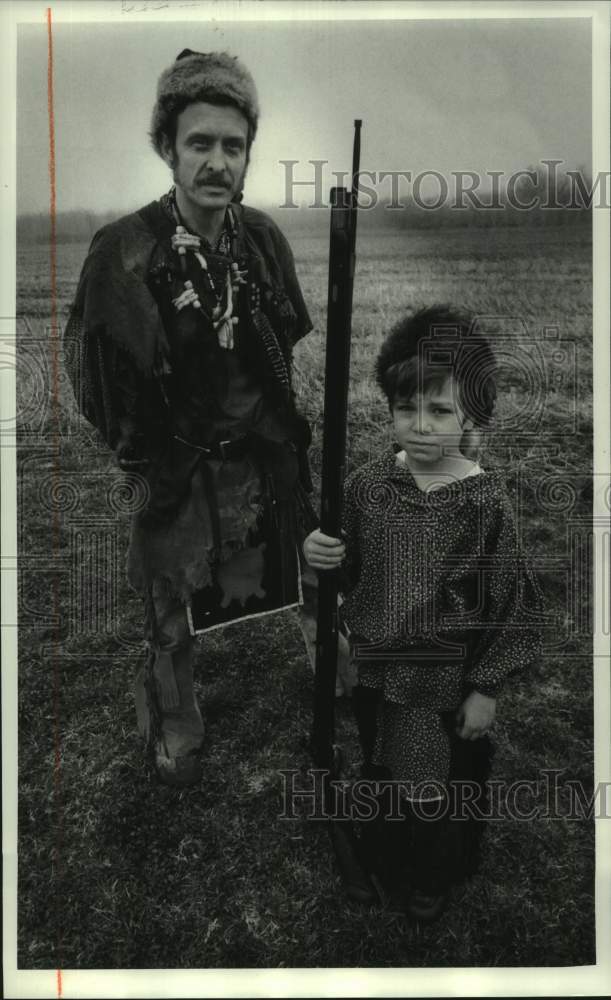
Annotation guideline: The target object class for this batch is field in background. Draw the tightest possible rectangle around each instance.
[16,223,595,968]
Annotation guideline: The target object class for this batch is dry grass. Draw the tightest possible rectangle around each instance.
[16,223,595,969]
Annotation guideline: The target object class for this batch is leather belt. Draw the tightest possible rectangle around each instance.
[173,433,250,461]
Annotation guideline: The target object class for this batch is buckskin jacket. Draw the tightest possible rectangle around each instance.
[64,194,317,606]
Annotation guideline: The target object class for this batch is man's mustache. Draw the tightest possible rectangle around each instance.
[197,174,231,189]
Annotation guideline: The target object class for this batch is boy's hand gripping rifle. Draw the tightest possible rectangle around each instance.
[311,120,376,903]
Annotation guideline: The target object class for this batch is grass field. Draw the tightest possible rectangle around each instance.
[15,222,595,969]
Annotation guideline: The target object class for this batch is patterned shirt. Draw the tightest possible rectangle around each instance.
[341,447,544,706]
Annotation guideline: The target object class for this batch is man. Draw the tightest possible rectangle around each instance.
[64,49,349,787]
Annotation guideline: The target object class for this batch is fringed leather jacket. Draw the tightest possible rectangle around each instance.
[64,195,315,508]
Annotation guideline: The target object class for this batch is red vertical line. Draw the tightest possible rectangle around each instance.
[111,531,118,633]
[92,532,98,633]
[573,536,580,639]
[604,531,609,638]
[87,536,92,633]
[73,531,80,632]
[588,531,593,637]
[80,533,86,632]
[70,531,76,636]
[46,7,63,995]
[98,533,103,633]
[107,530,114,634]
[105,532,110,634]
[94,533,99,634]
[93,537,97,632]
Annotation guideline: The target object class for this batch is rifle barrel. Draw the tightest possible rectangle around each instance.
[312,120,362,768]
[351,119,362,201]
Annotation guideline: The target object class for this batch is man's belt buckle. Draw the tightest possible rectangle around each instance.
[218,439,233,461]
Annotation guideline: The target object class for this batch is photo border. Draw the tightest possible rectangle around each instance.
[2,1,610,996]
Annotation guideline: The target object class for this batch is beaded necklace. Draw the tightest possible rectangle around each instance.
[168,188,247,350]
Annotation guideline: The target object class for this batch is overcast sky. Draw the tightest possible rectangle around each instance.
[17,16,592,215]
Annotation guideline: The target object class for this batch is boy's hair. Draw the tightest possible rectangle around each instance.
[375,305,497,427]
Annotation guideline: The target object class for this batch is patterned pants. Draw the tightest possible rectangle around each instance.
[352,684,493,891]
[135,581,205,761]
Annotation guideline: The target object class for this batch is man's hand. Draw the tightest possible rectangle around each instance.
[455,690,496,741]
[303,529,346,570]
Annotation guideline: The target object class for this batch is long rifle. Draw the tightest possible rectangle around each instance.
[312,121,376,903]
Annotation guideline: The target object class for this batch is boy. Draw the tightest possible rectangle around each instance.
[304,305,543,920]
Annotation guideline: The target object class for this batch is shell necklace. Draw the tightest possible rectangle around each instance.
[169,191,247,350]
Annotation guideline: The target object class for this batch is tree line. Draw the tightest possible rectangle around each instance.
[17,167,593,245]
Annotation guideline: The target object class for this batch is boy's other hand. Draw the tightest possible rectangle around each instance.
[303,529,346,570]
[455,691,496,741]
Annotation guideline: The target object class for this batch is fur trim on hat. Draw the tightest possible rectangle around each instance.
[150,50,260,155]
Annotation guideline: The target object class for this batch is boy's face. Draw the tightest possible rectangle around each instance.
[391,377,473,464]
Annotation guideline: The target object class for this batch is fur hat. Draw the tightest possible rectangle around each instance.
[150,49,260,155]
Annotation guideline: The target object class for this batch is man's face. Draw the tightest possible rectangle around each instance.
[162,101,249,214]
[392,377,472,465]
